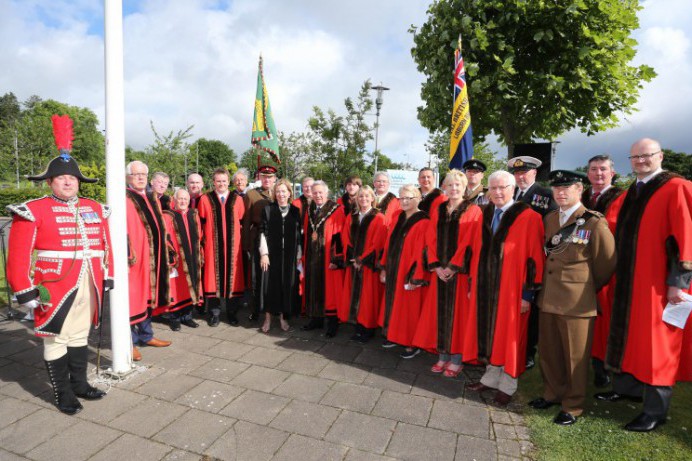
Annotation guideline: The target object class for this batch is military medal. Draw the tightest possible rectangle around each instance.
[576,218,585,226]
[551,234,562,245]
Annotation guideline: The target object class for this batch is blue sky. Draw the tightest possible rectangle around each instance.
[1,0,690,175]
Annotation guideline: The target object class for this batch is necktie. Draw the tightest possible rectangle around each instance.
[220,195,225,204]
[559,211,567,226]
[636,181,644,197]
[516,190,524,201]
[492,208,503,233]
[589,192,600,208]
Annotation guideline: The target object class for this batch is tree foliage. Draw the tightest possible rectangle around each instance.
[662,149,692,180]
[425,130,503,182]
[410,0,656,148]
[189,138,237,182]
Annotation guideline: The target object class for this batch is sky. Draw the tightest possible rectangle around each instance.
[1,0,690,175]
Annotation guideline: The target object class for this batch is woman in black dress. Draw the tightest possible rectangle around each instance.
[259,179,303,332]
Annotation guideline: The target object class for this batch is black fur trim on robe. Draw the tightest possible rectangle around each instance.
[347,209,379,323]
[606,172,679,372]
[582,186,623,213]
[206,191,240,298]
[305,200,339,317]
[382,211,428,334]
[165,209,201,308]
[476,202,531,363]
[126,189,169,309]
[434,200,473,353]
[378,192,397,215]
[419,188,442,215]
[341,193,356,216]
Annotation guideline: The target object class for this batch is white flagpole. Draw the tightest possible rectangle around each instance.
[104,0,132,374]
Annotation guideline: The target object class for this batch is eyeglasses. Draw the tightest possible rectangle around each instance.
[628,151,661,160]
[128,173,148,177]
[488,185,513,191]
[399,196,418,202]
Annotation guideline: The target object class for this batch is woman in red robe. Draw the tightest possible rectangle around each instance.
[339,186,387,342]
[379,184,430,358]
[412,170,483,378]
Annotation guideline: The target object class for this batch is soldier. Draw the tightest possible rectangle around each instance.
[462,159,489,206]
[507,155,557,369]
[7,115,112,415]
[529,170,616,425]
[243,165,277,321]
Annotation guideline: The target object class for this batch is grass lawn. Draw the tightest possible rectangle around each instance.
[517,364,692,460]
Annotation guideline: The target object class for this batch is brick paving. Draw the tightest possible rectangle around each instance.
[0,311,535,460]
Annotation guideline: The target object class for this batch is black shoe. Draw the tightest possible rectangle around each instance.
[350,333,363,342]
[207,315,220,327]
[248,312,259,322]
[325,317,339,338]
[227,311,239,326]
[525,357,535,370]
[195,306,206,317]
[528,397,559,410]
[181,318,199,328]
[301,318,324,331]
[382,340,397,349]
[170,319,181,331]
[400,348,420,359]
[553,411,577,426]
[594,391,643,403]
[45,355,83,415]
[594,372,611,388]
[624,413,666,432]
[67,346,106,401]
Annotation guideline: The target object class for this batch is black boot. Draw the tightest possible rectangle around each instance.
[325,317,339,338]
[67,346,106,400]
[45,355,83,415]
[301,317,324,331]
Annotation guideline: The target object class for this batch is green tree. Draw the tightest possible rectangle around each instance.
[277,131,313,183]
[410,0,656,151]
[662,149,692,180]
[142,122,194,187]
[189,138,237,182]
[424,130,503,182]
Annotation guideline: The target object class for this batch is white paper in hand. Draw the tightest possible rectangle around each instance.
[662,292,692,329]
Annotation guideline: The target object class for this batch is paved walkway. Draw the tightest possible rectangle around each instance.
[0,310,533,461]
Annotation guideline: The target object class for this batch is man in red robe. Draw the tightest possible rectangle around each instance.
[301,180,345,337]
[596,138,692,432]
[126,160,172,361]
[582,154,623,388]
[186,173,205,210]
[466,170,545,406]
[197,167,245,327]
[337,175,362,216]
[373,171,401,228]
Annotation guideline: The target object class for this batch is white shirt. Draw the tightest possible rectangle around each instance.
[591,184,612,195]
[217,192,229,202]
[559,202,582,226]
[638,168,663,184]
[496,199,515,214]
[358,207,372,223]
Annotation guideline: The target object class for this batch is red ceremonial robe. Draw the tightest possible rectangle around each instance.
[163,209,202,313]
[292,195,310,309]
[126,189,169,325]
[7,196,114,336]
[303,200,345,318]
[337,194,357,217]
[197,192,245,300]
[474,202,545,378]
[339,209,387,327]
[379,210,430,346]
[377,192,401,228]
[582,187,624,362]
[412,201,483,355]
[418,188,446,222]
[606,173,692,385]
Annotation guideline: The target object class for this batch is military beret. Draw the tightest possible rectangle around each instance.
[462,159,487,172]
[507,155,542,172]
[548,170,587,186]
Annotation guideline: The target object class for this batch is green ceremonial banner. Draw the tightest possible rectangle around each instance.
[251,55,280,165]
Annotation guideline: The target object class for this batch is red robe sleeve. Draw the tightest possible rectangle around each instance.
[450,205,483,273]
[6,213,40,302]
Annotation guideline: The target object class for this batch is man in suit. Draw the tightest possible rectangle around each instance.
[530,170,616,425]
[508,155,557,369]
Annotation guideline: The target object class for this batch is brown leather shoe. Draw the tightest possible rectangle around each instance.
[132,347,142,362]
[145,338,172,347]
[493,390,512,406]
[466,382,493,392]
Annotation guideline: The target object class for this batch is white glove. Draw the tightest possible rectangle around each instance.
[21,299,40,310]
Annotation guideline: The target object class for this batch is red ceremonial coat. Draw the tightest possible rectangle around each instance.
[7,196,114,337]
[474,202,545,378]
[607,173,692,385]
[163,209,203,312]
[126,189,170,324]
[339,209,387,327]
[303,200,345,317]
[197,191,245,299]
[582,187,624,362]
[376,193,401,228]
[412,201,483,355]
[379,210,430,346]
[418,188,447,222]
[292,195,310,308]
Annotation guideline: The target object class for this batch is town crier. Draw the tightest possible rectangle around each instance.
[596,138,692,432]
[198,167,245,327]
[163,189,202,331]
[126,160,172,361]
[7,115,112,415]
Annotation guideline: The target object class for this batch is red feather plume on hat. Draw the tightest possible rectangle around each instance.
[51,114,73,154]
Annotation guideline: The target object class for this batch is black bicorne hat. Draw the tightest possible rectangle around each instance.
[28,152,98,183]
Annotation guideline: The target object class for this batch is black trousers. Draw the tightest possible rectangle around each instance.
[613,372,673,418]
[526,302,539,361]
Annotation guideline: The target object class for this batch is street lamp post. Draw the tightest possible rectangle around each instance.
[371,83,389,173]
